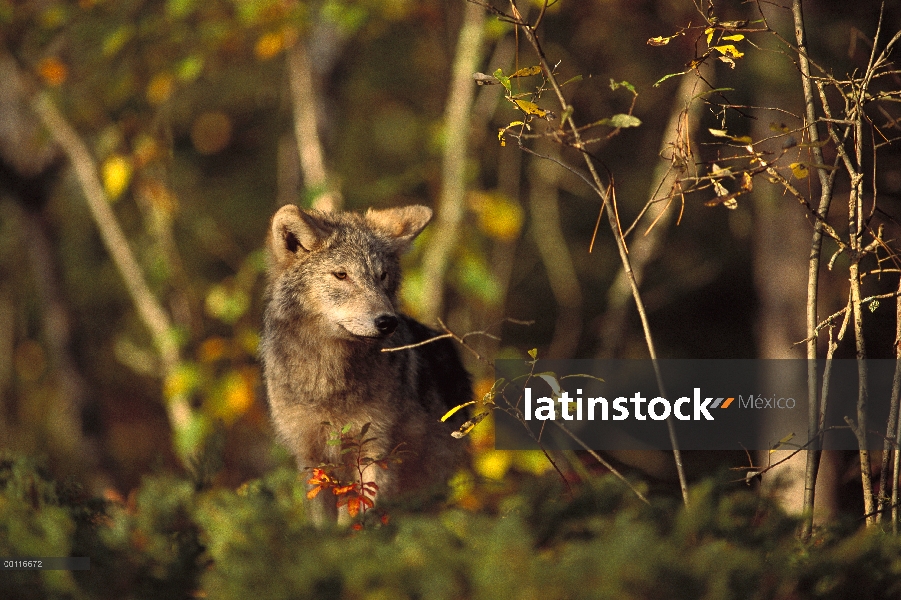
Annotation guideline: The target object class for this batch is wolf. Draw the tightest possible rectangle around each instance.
[260,204,472,522]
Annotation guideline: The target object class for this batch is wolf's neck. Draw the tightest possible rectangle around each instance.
[266,313,387,405]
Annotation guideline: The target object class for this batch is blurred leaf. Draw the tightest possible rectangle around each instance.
[468,190,524,241]
[146,72,174,104]
[165,362,203,400]
[205,283,250,324]
[176,55,204,82]
[454,251,501,305]
[475,449,513,480]
[102,25,135,57]
[37,57,67,86]
[101,155,132,201]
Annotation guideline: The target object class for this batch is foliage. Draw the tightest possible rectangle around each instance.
[6,452,901,599]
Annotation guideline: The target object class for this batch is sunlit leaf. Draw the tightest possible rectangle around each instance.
[769,432,795,453]
[102,155,132,200]
[528,348,538,359]
[493,68,511,92]
[722,34,745,41]
[255,31,284,60]
[511,98,555,120]
[441,400,476,422]
[713,44,744,59]
[790,162,810,179]
[475,450,513,480]
[467,190,524,241]
[510,65,542,78]
[705,27,715,45]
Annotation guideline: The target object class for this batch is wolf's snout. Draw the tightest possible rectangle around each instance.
[374,314,399,336]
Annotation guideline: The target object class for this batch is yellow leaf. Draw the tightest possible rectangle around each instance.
[705,27,715,44]
[713,44,744,59]
[467,190,524,241]
[102,155,132,200]
[441,400,476,422]
[255,32,284,60]
[769,432,795,453]
[722,34,745,41]
[512,98,552,119]
[790,162,810,179]
[475,450,513,480]
[510,65,542,78]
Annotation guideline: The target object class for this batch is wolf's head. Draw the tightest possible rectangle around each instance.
[265,205,432,340]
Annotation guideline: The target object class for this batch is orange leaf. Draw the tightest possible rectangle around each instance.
[38,57,67,86]
[333,484,356,496]
[346,497,360,518]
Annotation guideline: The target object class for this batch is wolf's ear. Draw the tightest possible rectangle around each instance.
[268,205,332,267]
[365,205,433,252]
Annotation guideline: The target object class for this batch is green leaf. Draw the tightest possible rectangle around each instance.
[653,70,689,87]
[597,114,642,128]
[609,79,636,94]
[493,68,511,92]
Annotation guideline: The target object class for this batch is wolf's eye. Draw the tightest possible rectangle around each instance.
[380,271,387,281]
[333,271,347,280]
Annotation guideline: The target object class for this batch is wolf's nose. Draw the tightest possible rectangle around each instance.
[374,314,398,335]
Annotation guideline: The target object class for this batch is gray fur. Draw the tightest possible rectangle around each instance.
[260,204,471,522]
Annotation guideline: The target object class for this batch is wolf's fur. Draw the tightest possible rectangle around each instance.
[260,204,471,520]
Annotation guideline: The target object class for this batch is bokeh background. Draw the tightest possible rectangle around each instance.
[0,0,899,497]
